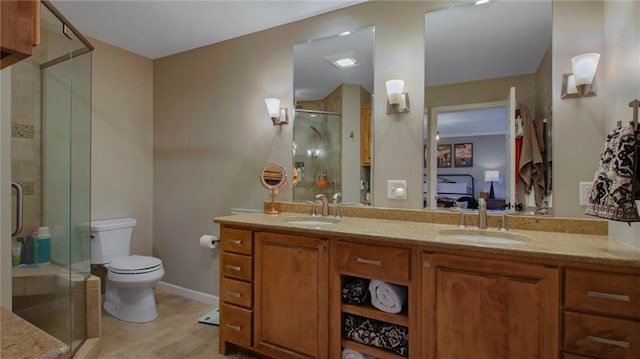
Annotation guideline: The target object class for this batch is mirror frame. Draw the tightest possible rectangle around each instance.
[260,163,288,214]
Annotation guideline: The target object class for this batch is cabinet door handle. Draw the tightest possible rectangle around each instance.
[587,335,630,348]
[225,264,242,271]
[587,290,631,302]
[356,257,382,266]
[225,323,242,331]
[225,290,242,298]
[227,239,243,245]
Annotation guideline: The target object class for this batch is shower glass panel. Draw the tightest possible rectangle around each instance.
[9,1,92,355]
[292,110,341,202]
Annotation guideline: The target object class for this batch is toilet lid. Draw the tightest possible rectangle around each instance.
[109,255,162,274]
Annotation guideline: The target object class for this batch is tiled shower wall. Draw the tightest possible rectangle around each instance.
[11,59,42,237]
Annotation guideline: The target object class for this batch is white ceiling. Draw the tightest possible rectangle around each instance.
[51,0,367,59]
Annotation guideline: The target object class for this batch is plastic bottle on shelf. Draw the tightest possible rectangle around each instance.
[22,235,34,264]
[35,226,51,264]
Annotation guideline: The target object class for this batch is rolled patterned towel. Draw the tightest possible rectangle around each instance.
[342,277,371,305]
[369,279,407,314]
[342,348,374,359]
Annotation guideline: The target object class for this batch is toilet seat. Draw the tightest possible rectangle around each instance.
[109,255,163,275]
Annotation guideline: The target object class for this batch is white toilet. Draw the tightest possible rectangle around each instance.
[90,217,164,323]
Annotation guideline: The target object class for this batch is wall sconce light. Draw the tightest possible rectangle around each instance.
[484,170,500,199]
[265,98,289,125]
[561,53,600,99]
[386,79,410,114]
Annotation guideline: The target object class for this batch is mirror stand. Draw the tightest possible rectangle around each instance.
[267,188,280,214]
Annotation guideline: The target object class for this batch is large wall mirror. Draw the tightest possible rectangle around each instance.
[292,26,374,205]
[424,0,553,215]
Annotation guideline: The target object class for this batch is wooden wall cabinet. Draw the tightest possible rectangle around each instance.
[422,253,559,359]
[360,104,372,167]
[0,0,39,70]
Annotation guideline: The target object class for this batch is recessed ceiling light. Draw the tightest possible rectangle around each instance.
[475,0,490,5]
[339,31,352,37]
[325,53,359,69]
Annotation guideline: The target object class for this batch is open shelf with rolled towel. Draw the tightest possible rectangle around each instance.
[335,239,414,359]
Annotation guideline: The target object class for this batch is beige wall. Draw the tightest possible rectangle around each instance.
[552,1,606,218]
[605,0,640,248]
[91,38,154,256]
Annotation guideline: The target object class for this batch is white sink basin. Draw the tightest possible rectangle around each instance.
[283,216,340,226]
[438,228,531,244]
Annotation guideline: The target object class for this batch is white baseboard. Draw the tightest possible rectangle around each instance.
[156,281,219,306]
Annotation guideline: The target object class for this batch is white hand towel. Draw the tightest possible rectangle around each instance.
[368,279,407,314]
[342,348,374,359]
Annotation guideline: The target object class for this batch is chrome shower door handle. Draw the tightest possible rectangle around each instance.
[11,182,24,237]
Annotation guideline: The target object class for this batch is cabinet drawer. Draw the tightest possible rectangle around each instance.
[563,311,640,359]
[563,353,593,359]
[220,304,252,347]
[565,268,640,319]
[222,253,253,282]
[221,278,252,308]
[336,241,410,282]
[221,228,253,255]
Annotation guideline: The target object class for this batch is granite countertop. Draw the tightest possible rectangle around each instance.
[1,307,68,359]
[215,212,640,269]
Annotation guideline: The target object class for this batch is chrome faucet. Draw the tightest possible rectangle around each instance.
[315,194,329,217]
[477,198,487,229]
[332,192,342,218]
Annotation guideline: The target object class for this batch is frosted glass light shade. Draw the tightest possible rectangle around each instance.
[566,75,578,94]
[484,170,500,182]
[265,98,280,118]
[571,53,600,86]
[386,80,404,105]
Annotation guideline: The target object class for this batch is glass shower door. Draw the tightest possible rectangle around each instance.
[8,2,92,355]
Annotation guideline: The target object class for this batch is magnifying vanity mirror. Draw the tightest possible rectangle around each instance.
[293,25,375,205]
[424,0,552,214]
[259,163,288,214]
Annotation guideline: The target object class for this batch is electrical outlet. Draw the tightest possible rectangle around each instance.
[579,182,592,206]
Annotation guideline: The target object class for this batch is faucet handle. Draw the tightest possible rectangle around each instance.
[332,192,342,203]
[498,214,508,231]
[457,211,467,228]
[333,193,343,219]
[305,200,318,216]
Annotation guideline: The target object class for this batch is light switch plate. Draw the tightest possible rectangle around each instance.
[579,181,592,206]
[387,180,407,200]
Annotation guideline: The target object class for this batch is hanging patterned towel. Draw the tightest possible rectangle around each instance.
[343,313,409,357]
[585,122,640,223]
[342,277,371,305]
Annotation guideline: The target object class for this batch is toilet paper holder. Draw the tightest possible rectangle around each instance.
[199,234,220,250]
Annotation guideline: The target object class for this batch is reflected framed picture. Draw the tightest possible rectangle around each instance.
[454,143,473,168]
[437,144,452,168]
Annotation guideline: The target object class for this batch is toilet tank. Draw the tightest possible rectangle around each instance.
[90,218,137,264]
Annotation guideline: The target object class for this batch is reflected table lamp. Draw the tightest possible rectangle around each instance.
[484,170,500,199]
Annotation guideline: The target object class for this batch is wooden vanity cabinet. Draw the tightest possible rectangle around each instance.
[1,0,39,70]
[562,268,640,359]
[253,231,329,359]
[332,240,416,359]
[422,253,560,359]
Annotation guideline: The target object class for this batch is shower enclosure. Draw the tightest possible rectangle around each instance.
[3,1,93,355]
[292,110,341,202]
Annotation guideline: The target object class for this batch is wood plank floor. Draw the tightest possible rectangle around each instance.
[100,289,256,358]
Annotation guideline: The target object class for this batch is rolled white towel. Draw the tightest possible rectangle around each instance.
[342,348,374,359]
[369,279,407,314]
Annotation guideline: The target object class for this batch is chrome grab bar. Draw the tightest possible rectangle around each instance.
[11,182,23,237]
